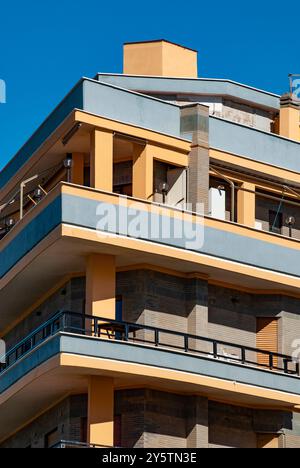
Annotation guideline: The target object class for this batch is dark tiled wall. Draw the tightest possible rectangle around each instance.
[4,277,85,350]
[0,395,87,448]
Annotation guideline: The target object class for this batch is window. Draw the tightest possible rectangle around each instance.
[269,210,282,234]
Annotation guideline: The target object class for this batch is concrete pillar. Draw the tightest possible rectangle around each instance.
[85,254,116,318]
[88,376,114,447]
[237,182,256,228]
[132,143,153,200]
[90,129,114,191]
[71,153,85,185]
[180,104,210,214]
[257,434,280,448]
[187,278,209,352]
[186,396,209,448]
[279,94,300,141]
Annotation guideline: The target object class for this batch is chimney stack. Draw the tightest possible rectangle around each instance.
[279,93,300,141]
[123,40,198,78]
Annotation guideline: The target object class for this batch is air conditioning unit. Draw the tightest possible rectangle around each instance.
[209,187,226,220]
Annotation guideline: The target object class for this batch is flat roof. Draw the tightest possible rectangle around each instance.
[97,74,280,111]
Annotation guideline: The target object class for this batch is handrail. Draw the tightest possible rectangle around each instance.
[51,440,115,449]
[0,310,299,377]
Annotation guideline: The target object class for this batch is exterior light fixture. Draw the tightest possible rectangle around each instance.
[159,182,170,204]
[63,155,73,183]
[286,216,296,238]
[5,218,15,232]
[34,188,43,203]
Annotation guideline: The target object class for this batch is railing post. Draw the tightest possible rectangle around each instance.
[269,353,274,370]
[93,318,98,337]
[62,313,66,332]
[154,330,159,347]
[213,341,218,359]
[241,347,246,365]
[124,324,129,342]
[184,335,189,353]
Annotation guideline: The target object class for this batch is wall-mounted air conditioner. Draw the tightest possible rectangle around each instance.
[209,187,226,220]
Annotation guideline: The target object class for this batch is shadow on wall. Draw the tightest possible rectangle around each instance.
[116,269,208,324]
[115,390,293,448]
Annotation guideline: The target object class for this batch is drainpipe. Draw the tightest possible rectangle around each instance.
[210,166,235,222]
[20,174,39,220]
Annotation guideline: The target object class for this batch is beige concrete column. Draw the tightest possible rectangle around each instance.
[257,433,280,448]
[88,376,114,447]
[279,94,300,141]
[90,129,114,191]
[85,254,116,318]
[186,396,208,448]
[71,153,85,185]
[132,143,153,200]
[180,104,210,214]
[237,182,256,228]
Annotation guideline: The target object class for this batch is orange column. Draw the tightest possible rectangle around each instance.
[85,254,116,318]
[237,182,256,228]
[88,376,114,447]
[90,129,114,191]
[132,143,153,200]
[71,153,85,185]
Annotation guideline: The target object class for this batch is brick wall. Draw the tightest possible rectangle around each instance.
[208,402,289,449]
[115,390,293,448]
[4,277,85,351]
[0,395,87,448]
[116,270,208,350]
[115,389,209,448]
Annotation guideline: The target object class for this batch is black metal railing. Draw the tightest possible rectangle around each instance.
[0,311,299,377]
[51,440,114,449]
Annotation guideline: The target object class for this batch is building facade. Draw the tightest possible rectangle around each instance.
[1,40,300,448]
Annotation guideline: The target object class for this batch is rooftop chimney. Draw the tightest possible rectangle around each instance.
[123,40,198,78]
[279,93,300,141]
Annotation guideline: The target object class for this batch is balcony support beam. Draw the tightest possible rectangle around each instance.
[237,182,256,228]
[88,376,114,447]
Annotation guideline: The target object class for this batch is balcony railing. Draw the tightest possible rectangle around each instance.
[0,311,299,377]
[51,440,114,449]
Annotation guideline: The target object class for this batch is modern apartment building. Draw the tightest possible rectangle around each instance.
[1,40,300,449]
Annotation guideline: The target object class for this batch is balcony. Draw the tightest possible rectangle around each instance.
[1,311,299,379]
[2,182,300,335]
[2,310,300,442]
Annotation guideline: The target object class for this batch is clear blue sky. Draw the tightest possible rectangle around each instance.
[0,0,297,170]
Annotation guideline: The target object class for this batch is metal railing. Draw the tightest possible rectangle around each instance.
[51,440,114,449]
[0,311,299,377]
